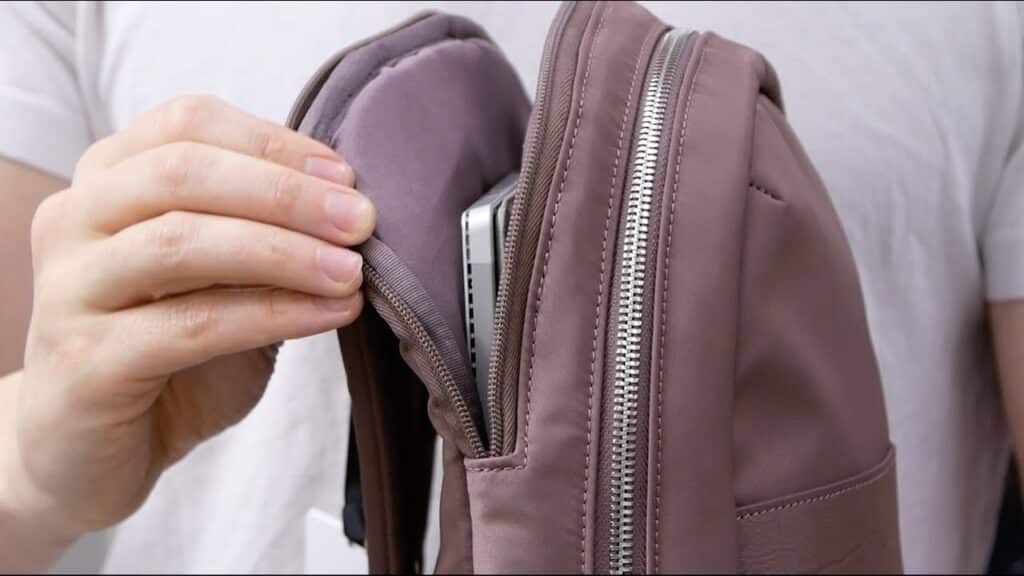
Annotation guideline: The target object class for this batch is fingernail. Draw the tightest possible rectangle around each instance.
[324,191,373,234]
[306,156,355,187]
[317,246,362,284]
[314,296,353,313]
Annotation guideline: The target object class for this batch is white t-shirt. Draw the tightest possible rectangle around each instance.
[3,1,1023,573]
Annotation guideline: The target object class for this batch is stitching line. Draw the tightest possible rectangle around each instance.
[654,40,709,574]
[735,464,889,521]
[579,7,613,570]
[327,35,464,148]
[467,0,604,476]
[577,7,653,573]
[749,183,783,202]
[465,465,524,472]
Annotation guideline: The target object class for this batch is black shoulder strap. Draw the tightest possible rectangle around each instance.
[338,306,436,573]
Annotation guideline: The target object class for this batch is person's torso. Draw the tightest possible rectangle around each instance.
[63,1,1021,572]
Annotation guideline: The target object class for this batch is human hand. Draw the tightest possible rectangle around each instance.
[5,95,373,546]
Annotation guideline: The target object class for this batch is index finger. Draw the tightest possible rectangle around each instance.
[74,95,349,184]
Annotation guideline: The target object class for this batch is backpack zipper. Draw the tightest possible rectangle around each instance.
[364,266,487,458]
[487,1,578,456]
[608,29,687,575]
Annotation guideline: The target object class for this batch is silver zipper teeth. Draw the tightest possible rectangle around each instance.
[609,29,686,575]
[488,2,576,456]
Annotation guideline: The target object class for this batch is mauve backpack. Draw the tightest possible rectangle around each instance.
[287,1,902,573]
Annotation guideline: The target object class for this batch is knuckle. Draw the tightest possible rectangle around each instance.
[251,126,287,162]
[29,192,61,247]
[154,142,198,191]
[264,288,290,320]
[30,191,67,254]
[73,136,114,180]
[55,329,99,380]
[157,95,217,141]
[262,228,292,270]
[269,170,302,216]
[28,316,105,385]
[170,297,218,342]
[148,211,195,271]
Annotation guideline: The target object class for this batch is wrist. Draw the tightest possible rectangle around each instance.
[0,370,80,572]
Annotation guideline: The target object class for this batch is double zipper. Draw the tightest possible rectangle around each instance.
[608,29,687,575]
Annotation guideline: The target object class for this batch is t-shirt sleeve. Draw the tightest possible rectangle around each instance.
[0,1,92,180]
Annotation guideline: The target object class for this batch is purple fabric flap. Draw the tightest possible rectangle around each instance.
[299,13,530,374]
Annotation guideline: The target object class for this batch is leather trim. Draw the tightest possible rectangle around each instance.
[737,447,902,574]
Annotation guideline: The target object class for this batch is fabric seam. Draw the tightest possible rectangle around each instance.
[467,0,603,475]
[735,458,892,521]
[577,6,654,572]
[324,35,472,148]
[579,6,612,566]
[654,39,709,574]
